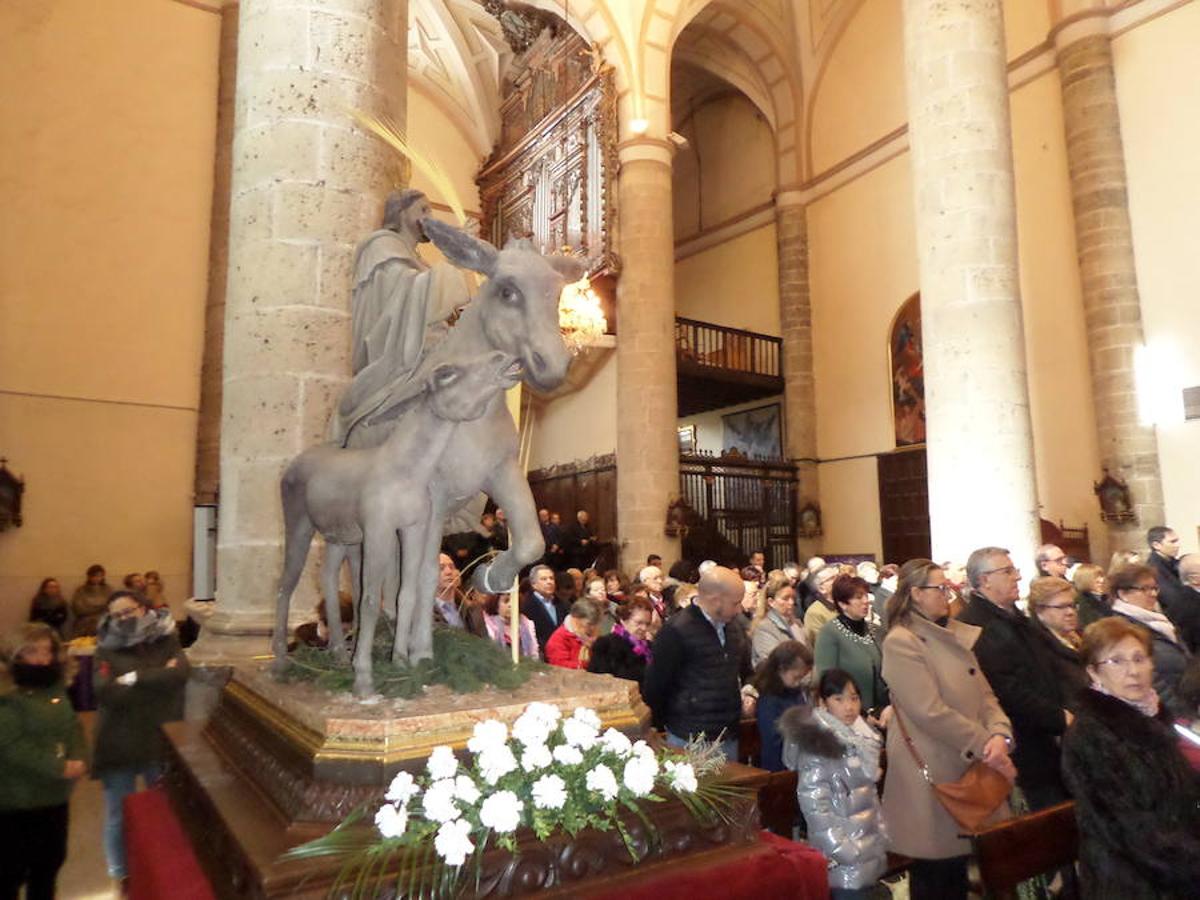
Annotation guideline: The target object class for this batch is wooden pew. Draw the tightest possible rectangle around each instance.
[970,800,1078,899]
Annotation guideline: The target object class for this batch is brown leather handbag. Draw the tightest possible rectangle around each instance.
[895,709,1012,832]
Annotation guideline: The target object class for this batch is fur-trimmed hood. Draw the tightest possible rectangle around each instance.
[778,705,844,759]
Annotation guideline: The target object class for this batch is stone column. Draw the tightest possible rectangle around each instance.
[197,0,407,658]
[775,193,820,561]
[901,0,1041,568]
[1056,24,1164,548]
[615,138,680,569]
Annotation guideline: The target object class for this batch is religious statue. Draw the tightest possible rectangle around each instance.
[329,189,472,447]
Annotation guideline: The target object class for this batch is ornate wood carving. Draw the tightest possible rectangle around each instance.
[478,27,618,277]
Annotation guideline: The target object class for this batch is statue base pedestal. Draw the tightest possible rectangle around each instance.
[162,664,768,897]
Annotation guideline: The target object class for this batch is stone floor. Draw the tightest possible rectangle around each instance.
[57,712,118,900]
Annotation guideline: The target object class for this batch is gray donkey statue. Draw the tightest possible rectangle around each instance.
[274,217,582,695]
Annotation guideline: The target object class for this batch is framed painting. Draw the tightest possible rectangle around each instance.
[677,424,697,454]
[721,403,782,460]
[890,293,926,447]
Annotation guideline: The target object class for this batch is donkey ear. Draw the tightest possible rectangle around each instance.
[547,254,586,284]
[422,218,498,277]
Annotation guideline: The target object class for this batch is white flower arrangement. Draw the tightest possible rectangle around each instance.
[286,702,741,898]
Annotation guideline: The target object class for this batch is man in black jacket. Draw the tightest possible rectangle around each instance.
[958,546,1073,811]
[521,564,570,659]
[642,566,751,761]
[1170,554,1200,653]
[1147,526,1186,614]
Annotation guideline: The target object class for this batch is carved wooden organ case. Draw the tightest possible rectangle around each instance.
[477,27,619,279]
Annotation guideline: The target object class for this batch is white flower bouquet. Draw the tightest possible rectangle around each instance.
[282,701,742,897]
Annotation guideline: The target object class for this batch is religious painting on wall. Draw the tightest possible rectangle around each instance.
[890,294,926,447]
[722,403,782,460]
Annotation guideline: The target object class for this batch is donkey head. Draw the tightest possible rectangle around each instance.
[423,218,584,392]
[424,350,521,423]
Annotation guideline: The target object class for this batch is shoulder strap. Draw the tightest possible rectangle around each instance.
[893,704,935,785]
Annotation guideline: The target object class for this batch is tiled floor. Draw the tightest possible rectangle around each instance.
[57,712,118,900]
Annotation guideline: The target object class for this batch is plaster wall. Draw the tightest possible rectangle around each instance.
[407,85,483,218]
[0,0,221,631]
[1114,1,1200,554]
[527,354,618,471]
[675,224,781,336]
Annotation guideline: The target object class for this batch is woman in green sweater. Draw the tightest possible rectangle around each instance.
[0,622,89,900]
[814,575,892,726]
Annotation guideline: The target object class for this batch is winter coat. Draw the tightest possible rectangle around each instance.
[1076,591,1111,629]
[1027,616,1089,708]
[1147,552,1187,618]
[1161,585,1200,655]
[756,689,807,772]
[814,616,889,713]
[957,593,1069,794]
[587,632,648,684]
[803,599,837,647]
[751,610,806,667]
[1061,688,1200,899]
[521,592,571,660]
[881,613,1012,860]
[92,609,189,774]
[544,623,589,670]
[780,707,888,891]
[643,604,751,741]
[70,583,110,637]
[0,680,88,811]
[1112,610,1194,719]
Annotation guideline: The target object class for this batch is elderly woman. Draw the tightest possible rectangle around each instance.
[544,599,601,670]
[0,623,88,900]
[1109,563,1193,717]
[814,575,890,721]
[28,578,69,638]
[750,575,806,666]
[1062,618,1200,898]
[802,565,841,645]
[93,590,189,881]
[587,596,655,685]
[1072,563,1109,628]
[881,559,1014,899]
[1027,576,1089,705]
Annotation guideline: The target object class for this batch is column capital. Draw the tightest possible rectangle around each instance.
[617,137,674,168]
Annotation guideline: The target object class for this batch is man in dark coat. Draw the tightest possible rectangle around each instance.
[958,547,1072,811]
[538,508,565,571]
[1171,554,1200,653]
[642,566,752,761]
[1147,525,1186,613]
[520,564,570,659]
[564,510,596,571]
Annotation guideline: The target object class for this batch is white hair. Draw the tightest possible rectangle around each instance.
[698,560,717,576]
[638,565,663,583]
[806,556,826,573]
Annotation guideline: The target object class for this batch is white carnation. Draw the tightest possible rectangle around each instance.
[531,774,568,810]
[572,707,602,730]
[374,802,408,839]
[665,760,698,793]
[552,743,584,766]
[599,728,633,758]
[586,764,619,801]
[512,703,560,747]
[630,740,655,760]
[422,778,460,823]
[478,790,524,834]
[453,774,481,805]
[427,745,458,781]
[622,754,658,797]
[384,770,419,805]
[467,719,509,755]
[434,818,475,867]
[562,714,599,750]
[477,744,519,785]
[520,742,553,772]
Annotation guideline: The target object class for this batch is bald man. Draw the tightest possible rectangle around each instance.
[642,566,752,761]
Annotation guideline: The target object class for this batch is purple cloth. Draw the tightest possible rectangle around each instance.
[613,622,653,665]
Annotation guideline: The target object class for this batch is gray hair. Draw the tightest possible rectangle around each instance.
[966,546,1010,590]
[569,598,601,624]
[1034,544,1061,564]
[529,564,554,583]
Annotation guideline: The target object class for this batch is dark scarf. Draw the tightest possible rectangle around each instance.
[613,622,652,664]
[837,613,867,636]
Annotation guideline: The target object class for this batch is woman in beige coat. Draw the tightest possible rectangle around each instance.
[881,559,1015,899]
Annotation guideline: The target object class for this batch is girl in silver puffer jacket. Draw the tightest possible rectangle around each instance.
[780,668,888,898]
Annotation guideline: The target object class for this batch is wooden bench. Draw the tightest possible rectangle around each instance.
[971,800,1078,899]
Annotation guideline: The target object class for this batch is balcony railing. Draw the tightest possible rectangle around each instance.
[675,317,782,379]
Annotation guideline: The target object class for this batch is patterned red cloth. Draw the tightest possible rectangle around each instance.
[125,789,215,900]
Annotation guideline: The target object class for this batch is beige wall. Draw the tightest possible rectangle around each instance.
[675,223,781,335]
[0,0,221,632]
[673,92,775,240]
[527,354,618,471]
[1114,1,1200,554]
[407,84,483,218]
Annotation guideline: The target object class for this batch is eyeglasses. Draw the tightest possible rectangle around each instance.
[1095,653,1151,671]
[982,565,1020,577]
[1128,584,1160,594]
[1042,602,1077,611]
[917,584,953,595]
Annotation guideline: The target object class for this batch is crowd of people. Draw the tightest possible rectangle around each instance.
[5,521,1200,898]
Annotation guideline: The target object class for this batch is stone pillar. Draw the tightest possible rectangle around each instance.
[775,193,820,561]
[901,0,1041,568]
[198,0,407,658]
[1056,25,1164,548]
[615,138,680,570]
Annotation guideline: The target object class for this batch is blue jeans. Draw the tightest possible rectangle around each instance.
[100,765,160,878]
[666,731,740,763]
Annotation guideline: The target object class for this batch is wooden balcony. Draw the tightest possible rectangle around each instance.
[675,317,785,416]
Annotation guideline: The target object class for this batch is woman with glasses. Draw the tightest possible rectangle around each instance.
[1062,617,1200,898]
[92,590,188,886]
[879,559,1014,900]
[1027,576,1088,704]
[1109,564,1193,718]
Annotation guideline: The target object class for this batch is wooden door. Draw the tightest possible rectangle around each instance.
[877,448,931,564]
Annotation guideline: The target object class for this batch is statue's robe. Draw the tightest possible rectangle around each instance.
[330,229,470,446]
